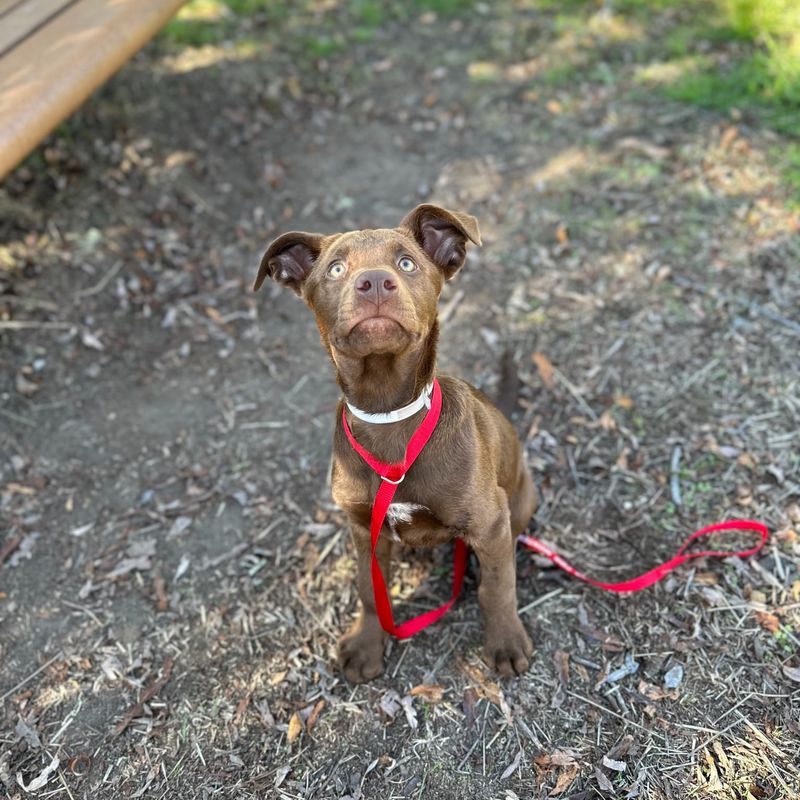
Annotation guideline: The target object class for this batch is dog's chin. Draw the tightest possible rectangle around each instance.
[335,317,413,357]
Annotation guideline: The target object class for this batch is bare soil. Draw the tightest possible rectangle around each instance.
[1,4,799,799]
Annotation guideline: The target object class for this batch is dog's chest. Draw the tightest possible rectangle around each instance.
[385,502,427,540]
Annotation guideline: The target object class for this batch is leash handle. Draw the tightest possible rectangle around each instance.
[518,519,769,593]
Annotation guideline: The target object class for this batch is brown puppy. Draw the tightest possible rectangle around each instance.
[255,204,536,683]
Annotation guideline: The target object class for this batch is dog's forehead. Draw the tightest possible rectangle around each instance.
[322,228,413,260]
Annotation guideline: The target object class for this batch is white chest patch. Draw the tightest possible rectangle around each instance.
[385,503,428,539]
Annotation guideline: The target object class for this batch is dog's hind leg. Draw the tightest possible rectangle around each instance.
[509,461,537,536]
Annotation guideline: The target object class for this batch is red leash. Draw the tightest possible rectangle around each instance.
[343,379,769,636]
[519,519,769,592]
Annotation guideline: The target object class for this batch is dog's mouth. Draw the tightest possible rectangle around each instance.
[334,310,416,356]
[351,315,403,335]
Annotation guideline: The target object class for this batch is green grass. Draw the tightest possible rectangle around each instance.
[663,0,800,135]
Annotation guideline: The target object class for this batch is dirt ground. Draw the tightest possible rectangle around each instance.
[2,2,799,799]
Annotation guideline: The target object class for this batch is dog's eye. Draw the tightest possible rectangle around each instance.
[397,257,417,273]
[327,261,346,278]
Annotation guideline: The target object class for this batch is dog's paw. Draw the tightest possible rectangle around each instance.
[483,617,533,677]
[338,630,385,684]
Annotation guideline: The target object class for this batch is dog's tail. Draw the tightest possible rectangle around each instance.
[495,346,521,420]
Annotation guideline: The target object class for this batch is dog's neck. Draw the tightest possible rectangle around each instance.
[334,319,439,416]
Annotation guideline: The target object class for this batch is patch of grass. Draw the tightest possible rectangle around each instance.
[778,143,800,207]
[660,0,800,136]
[161,0,286,47]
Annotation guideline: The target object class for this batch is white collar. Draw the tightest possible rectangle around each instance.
[345,382,434,424]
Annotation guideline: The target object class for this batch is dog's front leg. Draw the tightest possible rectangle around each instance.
[338,522,391,683]
[470,502,533,677]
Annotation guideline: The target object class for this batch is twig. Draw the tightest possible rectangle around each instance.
[74,260,123,298]
[670,445,683,507]
[0,535,22,566]
[0,651,63,703]
[566,691,666,741]
[519,587,564,615]
[0,320,75,330]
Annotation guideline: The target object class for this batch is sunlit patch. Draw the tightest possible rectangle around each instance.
[467,61,501,82]
[526,147,591,188]
[174,0,230,23]
[161,44,259,74]
[635,56,712,85]
[585,11,643,42]
[692,727,800,799]
[33,679,80,712]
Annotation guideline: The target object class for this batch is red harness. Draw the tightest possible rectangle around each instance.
[343,377,769,637]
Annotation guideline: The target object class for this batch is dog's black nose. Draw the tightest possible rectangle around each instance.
[355,269,398,305]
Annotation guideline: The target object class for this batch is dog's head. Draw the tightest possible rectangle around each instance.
[254,204,480,359]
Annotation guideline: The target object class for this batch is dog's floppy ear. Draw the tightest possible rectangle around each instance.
[400,204,481,280]
[254,232,325,295]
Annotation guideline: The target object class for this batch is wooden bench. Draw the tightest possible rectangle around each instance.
[0,0,187,179]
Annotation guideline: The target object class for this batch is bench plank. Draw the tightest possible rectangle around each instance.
[0,0,187,178]
[0,0,76,58]
[0,0,27,18]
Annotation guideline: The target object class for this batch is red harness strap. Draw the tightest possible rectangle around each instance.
[342,378,468,639]
[343,378,770,636]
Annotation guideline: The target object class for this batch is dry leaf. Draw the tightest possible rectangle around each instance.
[614,394,634,410]
[550,763,579,796]
[555,223,569,245]
[720,125,738,149]
[409,684,445,703]
[553,650,569,686]
[400,695,418,730]
[754,611,780,633]
[532,351,555,390]
[546,99,563,114]
[306,700,325,734]
[595,766,614,793]
[270,670,288,686]
[535,750,578,768]
[598,409,616,431]
[287,712,303,743]
[782,665,800,683]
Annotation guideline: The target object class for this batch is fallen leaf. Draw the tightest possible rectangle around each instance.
[535,750,578,768]
[16,754,59,792]
[409,684,445,703]
[306,700,325,734]
[287,712,303,743]
[532,352,555,389]
[400,695,418,730]
[274,765,291,788]
[379,690,402,719]
[595,766,614,793]
[720,125,738,149]
[602,755,626,772]
[15,370,41,397]
[501,750,522,780]
[270,670,288,686]
[553,650,569,685]
[598,409,616,431]
[755,611,780,633]
[782,665,800,683]
[614,394,634,410]
[546,99,563,114]
[555,223,569,245]
[80,330,105,351]
[550,763,579,795]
